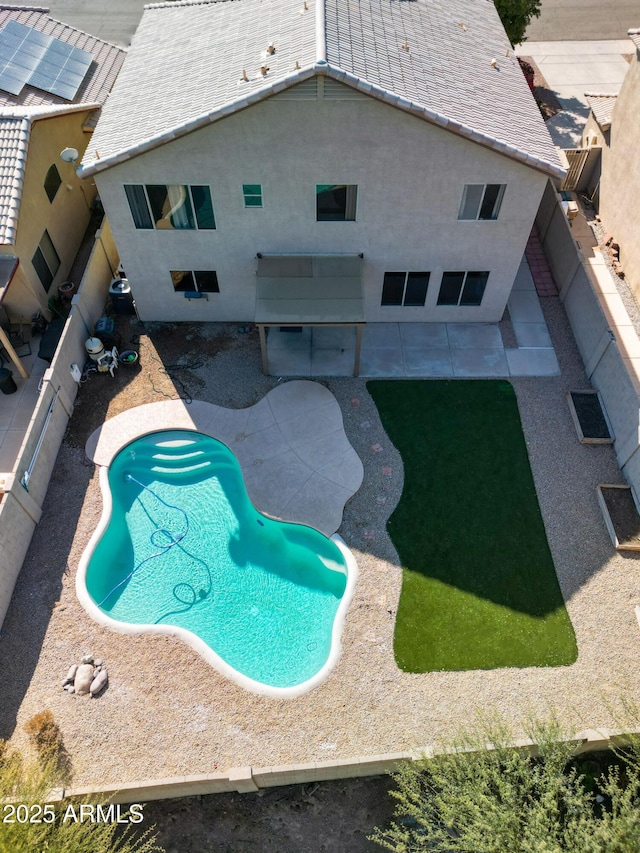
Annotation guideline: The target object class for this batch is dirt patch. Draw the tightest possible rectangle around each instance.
[143,776,395,853]
[600,486,640,549]
[569,391,611,441]
[519,56,563,121]
[65,316,244,449]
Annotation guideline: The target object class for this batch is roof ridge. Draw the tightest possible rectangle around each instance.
[144,0,237,9]
[0,102,101,118]
[584,92,618,98]
[315,0,326,63]
[0,5,49,11]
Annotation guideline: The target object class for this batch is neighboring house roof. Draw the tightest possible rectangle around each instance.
[629,28,640,50]
[0,8,124,244]
[0,6,126,109]
[79,0,564,180]
[584,93,617,131]
[0,103,99,244]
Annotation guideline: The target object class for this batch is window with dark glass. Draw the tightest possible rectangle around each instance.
[316,184,357,221]
[437,271,489,306]
[382,271,430,306]
[32,230,60,291]
[458,184,505,220]
[242,184,263,208]
[124,184,215,230]
[171,270,219,293]
[44,164,62,203]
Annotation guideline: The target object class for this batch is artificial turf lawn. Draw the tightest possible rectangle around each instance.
[367,380,577,672]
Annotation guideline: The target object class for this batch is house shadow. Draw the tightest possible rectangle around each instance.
[0,445,94,741]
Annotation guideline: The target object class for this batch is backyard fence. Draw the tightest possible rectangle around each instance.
[0,220,118,627]
[60,726,634,804]
[535,180,640,503]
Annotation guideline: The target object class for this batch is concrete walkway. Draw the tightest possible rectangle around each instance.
[516,40,632,147]
[85,380,364,537]
[266,258,559,379]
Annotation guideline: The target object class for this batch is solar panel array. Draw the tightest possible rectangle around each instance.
[0,20,93,100]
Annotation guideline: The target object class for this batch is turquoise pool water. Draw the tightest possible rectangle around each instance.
[83,430,351,691]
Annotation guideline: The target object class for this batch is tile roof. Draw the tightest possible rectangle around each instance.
[0,9,124,244]
[584,93,617,130]
[80,0,564,179]
[0,6,125,109]
[0,103,98,245]
[0,113,29,244]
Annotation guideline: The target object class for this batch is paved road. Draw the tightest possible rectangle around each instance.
[525,0,639,42]
[45,0,640,47]
[46,0,146,46]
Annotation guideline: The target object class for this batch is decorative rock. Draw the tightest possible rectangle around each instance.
[90,668,108,697]
[94,658,103,667]
[67,686,75,694]
[81,654,94,665]
[63,664,78,686]
[74,664,95,695]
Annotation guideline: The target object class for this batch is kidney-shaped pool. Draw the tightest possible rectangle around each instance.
[76,430,358,697]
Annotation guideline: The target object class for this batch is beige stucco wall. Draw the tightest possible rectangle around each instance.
[3,110,97,323]
[94,81,549,324]
[599,48,640,296]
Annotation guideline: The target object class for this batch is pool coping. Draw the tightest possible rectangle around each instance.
[84,380,364,537]
[79,381,363,697]
[76,466,359,697]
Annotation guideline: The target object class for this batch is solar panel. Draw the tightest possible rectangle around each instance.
[0,20,93,100]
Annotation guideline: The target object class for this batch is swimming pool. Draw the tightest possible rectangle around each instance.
[76,430,358,697]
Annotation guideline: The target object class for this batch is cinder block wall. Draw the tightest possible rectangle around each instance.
[535,181,640,502]
[0,220,118,627]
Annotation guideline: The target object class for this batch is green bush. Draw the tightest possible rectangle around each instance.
[371,717,640,852]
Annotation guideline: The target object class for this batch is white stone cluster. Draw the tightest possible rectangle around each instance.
[62,654,108,697]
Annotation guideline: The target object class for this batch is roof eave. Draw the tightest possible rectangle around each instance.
[79,64,565,182]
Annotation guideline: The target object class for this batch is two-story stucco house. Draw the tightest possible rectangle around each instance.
[79,0,564,372]
[0,5,125,360]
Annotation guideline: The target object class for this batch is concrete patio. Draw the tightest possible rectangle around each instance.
[265,258,559,379]
[85,380,364,537]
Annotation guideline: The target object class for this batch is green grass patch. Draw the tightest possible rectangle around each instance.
[367,380,577,672]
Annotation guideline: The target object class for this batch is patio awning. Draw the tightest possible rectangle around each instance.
[255,254,365,376]
[255,254,364,324]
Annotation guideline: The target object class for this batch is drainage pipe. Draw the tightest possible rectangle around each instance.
[21,386,60,492]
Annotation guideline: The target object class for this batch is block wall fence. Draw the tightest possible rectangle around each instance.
[0,220,118,627]
[536,180,640,504]
[58,727,636,804]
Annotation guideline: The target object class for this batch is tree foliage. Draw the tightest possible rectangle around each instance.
[493,0,542,46]
[0,739,163,853]
[371,717,640,853]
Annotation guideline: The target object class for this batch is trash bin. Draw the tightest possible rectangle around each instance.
[0,367,17,394]
[108,278,136,316]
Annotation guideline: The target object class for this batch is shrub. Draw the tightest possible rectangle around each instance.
[23,710,62,760]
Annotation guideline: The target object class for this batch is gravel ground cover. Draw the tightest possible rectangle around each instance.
[1,300,639,796]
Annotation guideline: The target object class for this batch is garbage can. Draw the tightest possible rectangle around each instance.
[0,367,17,394]
[108,278,136,316]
